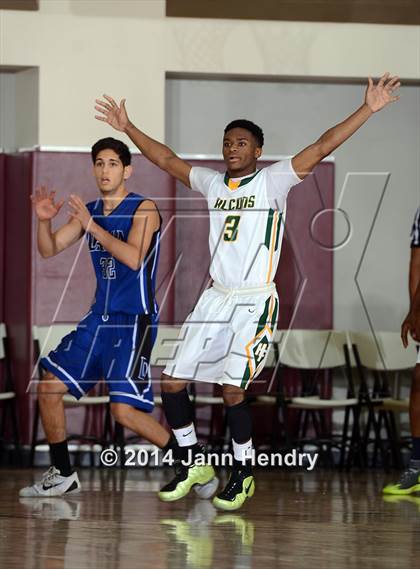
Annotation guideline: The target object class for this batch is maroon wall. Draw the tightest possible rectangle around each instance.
[0,154,4,323]
[4,153,33,440]
[278,161,334,329]
[0,154,5,390]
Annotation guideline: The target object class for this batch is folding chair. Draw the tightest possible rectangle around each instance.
[272,329,361,467]
[349,330,418,468]
[0,323,21,463]
[31,325,112,467]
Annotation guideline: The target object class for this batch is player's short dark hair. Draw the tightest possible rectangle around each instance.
[224,119,264,148]
[91,137,132,166]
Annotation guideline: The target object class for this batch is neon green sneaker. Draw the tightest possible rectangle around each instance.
[159,460,216,502]
[383,462,420,495]
[212,470,255,511]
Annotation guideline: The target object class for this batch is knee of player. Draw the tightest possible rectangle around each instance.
[37,372,65,401]
[222,385,245,407]
[160,372,187,394]
[110,402,131,423]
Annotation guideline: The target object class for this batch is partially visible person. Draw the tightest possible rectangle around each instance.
[384,207,420,494]
[20,137,176,497]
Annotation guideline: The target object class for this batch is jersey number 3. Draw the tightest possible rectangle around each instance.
[100,257,116,279]
[223,215,241,242]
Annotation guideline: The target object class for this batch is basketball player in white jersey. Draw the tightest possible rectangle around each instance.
[95,72,400,510]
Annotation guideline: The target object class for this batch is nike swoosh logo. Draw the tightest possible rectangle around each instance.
[182,431,193,437]
[245,480,253,494]
[42,480,67,491]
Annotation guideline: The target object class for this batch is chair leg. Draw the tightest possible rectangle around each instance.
[102,404,112,448]
[281,402,293,451]
[301,410,310,440]
[372,411,383,467]
[0,402,6,440]
[0,404,6,463]
[10,399,20,444]
[269,396,281,451]
[30,400,40,467]
[318,411,335,467]
[389,410,403,469]
[383,410,402,469]
[339,406,351,468]
[114,422,126,468]
[9,399,21,465]
[370,406,388,469]
[347,406,364,469]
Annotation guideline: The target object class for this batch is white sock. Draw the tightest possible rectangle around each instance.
[173,424,198,448]
[232,438,253,462]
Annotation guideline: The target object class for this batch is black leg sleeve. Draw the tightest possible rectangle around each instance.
[226,400,252,444]
[161,389,194,430]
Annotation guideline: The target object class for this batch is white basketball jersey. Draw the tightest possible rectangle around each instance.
[190,159,302,288]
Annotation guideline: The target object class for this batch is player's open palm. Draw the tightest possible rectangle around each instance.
[365,72,400,113]
[31,186,64,221]
[95,95,130,132]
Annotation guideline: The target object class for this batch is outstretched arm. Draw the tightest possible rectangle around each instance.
[95,95,192,188]
[292,73,400,179]
[409,247,420,304]
[31,186,83,258]
[402,240,420,347]
[69,196,160,271]
[402,283,420,347]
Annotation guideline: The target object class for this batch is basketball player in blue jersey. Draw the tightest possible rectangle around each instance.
[20,137,178,497]
[96,72,400,510]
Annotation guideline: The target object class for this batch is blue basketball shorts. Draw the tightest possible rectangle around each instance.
[40,312,158,412]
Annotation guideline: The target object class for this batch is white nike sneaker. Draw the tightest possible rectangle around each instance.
[19,466,81,497]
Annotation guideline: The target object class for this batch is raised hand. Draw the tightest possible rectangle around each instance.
[68,194,93,231]
[94,95,130,132]
[365,72,400,113]
[30,186,64,221]
[401,307,420,347]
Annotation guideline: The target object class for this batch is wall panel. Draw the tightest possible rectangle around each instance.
[4,152,33,441]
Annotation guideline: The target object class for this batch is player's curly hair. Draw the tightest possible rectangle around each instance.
[91,137,132,166]
[224,119,264,148]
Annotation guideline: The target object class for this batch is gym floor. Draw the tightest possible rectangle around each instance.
[1,468,418,568]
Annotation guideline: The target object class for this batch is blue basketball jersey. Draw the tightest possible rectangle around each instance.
[85,192,160,316]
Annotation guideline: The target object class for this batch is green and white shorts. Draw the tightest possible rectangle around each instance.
[164,282,278,389]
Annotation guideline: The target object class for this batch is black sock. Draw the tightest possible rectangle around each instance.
[226,400,252,444]
[226,401,253,475]
[50,440,72,477]
[233,458,252,475]
[412,437,420,461]
[175,443,202,462]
